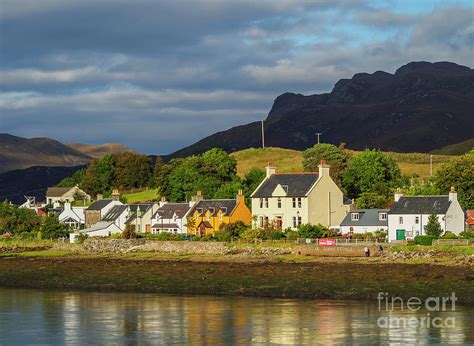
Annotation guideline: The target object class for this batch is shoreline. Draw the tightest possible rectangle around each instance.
[1,254,473,304]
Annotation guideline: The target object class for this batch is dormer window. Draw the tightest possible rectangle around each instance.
[379,213,387,221]
[209,207,215,214]
[221,207,227,214]
[206,213,211,221]
[282,185,288,193]
[218,212,222,220]
[351,213,359,221]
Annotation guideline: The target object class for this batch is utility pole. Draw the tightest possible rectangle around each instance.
[261,120,265,149]
[430,155,433,177]
[316,132,322,145]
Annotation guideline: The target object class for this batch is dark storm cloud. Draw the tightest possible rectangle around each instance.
[0,0,472,154]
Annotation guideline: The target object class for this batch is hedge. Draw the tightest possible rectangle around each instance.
[414,235,438,246]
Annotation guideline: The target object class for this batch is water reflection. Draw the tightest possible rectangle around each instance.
[0,289,472,344]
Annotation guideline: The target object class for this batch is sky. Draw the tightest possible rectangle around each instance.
[0,0,473,154]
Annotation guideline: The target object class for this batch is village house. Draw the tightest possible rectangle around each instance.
[387,187,465,241]
[69,221,123,243]
[151,200,193,234]
[84,191,123,228]
[45,186,90,205]
[187,190,252,236]
[101,204,129,231]
[251,162,347,230]
[58,202,86,230]
[125,203,158,233]
[339,209,389,235]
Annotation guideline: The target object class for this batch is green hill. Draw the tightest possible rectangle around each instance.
[431,138,474,155]
[231,147,455,178]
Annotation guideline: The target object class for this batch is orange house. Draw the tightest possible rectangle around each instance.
[187,190,252,236]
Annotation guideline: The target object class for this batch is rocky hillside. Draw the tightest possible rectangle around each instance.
[168,61,474,158]
[0,134,91,174]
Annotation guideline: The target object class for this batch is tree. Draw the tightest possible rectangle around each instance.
[302,143,350,187]
[164,149,238,202]
[0,201,41,235]
[356,192,389,209]
[41,215,69,239]
[425,212,443,237]
[122,224,138,239]
[343,150,401,198]
[57,168,86,187]
[81,154,116,196]
[433,152,474,209]
[113,152,152,189]
[213,180,244,199]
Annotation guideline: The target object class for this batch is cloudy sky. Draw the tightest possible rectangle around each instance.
[1,0,473,154]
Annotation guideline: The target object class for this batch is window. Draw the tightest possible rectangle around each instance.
[293,216,297,228]
[415,216,419,224]
[292,198,296,208]
[277,198,282,208]
[264,198,269,208]
[399,216,403,225]
[259,216,264,227]
[379,213,387,221]
[297,216,302,226]
[206,213,211,221]
[259,198,264,208]
[351,213,359,221]
[218,212,222,220]
[297,198,302,208]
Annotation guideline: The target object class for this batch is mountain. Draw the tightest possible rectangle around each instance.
[66,142,133,159]
[0,134,91,174]
[0,165,86,205]
[167,61,474,158]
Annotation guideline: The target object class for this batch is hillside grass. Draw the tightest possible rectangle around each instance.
[123,188,159,204]
[431,138,474,155]
[232,147,456,178]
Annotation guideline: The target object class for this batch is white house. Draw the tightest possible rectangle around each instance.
[151,202,193,234]
[58,202,86,230]
[251,161,347,229]
[84,199,123,228]
[101,204,129,231]
[340,209,389,235]
[388,187,465,241]
[46,186,90,205]
[69,221,122,243]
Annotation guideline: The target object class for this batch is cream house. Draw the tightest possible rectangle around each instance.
[251,161,347,229]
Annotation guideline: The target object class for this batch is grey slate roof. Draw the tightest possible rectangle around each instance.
[252,173,319,198]
[389,196,451,215]
[102,205,128,221]
[340,209,389,227]
[189,199,237,216]
[125,203,154,224]
[86,199,114,211]
[152,203,191,219]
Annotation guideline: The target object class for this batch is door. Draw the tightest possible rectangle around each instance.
[146,224,151,233]
[275,216,282,230]
[396,229,405,240]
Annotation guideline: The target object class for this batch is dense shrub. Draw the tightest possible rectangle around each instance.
[459,231,474,239]
[75,233,89,244]
[121,225,138,239]
[297,224,330,239]
[215,221,248,241]
[414,235,438,246]
[441,231,459,239]
[143,232,186,241]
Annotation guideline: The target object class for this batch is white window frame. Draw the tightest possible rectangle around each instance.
[379,213,387,221]
[351,213,359,221]
[277,198,282,208]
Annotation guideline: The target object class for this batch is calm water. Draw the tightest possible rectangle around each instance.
[0,288,472,345]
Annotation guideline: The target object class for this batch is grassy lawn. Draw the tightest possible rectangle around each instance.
[390,244,474,255]
[123,188,159,204]
[232,146,456,178]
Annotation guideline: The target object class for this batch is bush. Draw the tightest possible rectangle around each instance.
[297,224,329,239]
[110,233,123,239]
[414,235,437,246]
[75,233,89,244]
[459,231,474,239]
[441,231,459,239]
[215,221,248,241]
[284,230,299,241]
[121,225,138,239]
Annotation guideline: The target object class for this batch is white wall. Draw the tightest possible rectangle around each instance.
[340,225,387,234]
[251,196,308,229]
[388,214,446,241]
[445,198,465,235]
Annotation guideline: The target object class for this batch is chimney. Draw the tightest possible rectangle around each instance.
[318,160,330,177]
[449,186,457,202]
[111,189,120,201]
[64,202,72,210]
[237,189,245,204]
[96,194,103,201]
[266,162,276,178]
[350,198,356,211]
[195,191,204,202]
[159,196,167,207]
[394,188,402,202]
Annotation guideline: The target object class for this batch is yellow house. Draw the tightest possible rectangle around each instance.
[187,190,252,236]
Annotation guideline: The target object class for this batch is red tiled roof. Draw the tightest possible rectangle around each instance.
[466,210,474,225]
